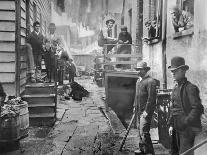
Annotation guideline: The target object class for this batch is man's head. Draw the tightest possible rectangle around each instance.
[168,56,189,81]
[121,25,127,35]
[106,19,115,29]
[134,62,150,77]
[170,6,181,20]
[48,23,56,34]
[33,21,40,33]
[145,21,151,30]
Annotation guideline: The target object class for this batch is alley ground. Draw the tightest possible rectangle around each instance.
[1,76,207,155]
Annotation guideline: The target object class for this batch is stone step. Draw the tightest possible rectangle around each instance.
[24,83,55,95]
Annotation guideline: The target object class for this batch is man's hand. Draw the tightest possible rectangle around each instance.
[141,111,148,118]
[169,126,173,136]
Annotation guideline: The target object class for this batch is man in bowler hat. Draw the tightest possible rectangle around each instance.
[134,62,157,155]
[168,56,204,155]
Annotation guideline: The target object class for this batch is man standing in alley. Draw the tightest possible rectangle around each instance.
[28,21,44,82]
[66,58,76,83]
[45,23,65,82]
[134,62,157,155]
[168,56,204,155]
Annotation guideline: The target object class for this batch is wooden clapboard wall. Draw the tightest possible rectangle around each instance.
[0,0,51,96]
[0,0,16,96]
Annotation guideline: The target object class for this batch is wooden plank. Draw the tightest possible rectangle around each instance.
[0,1,15,10]
[0,42,15,51]
[0,62,15,72]
[21,37,26,45]
[0,52,15,62]
[101,61,137,65]
[106,54,142,58]
[21,28,26,37]
[21,0,26,11]
[0,73,15,83]
[0,11,15,21]
[21,8,26,19]
[21,18,26,28]
[0,21,15,31]
[0,32,15,41]
[20,77,27,87]
[20,62,27,69]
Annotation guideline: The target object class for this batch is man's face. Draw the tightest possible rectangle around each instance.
[49,27,56,34]
[136,68,147,78]
[107,21,114,29]
[121,30,127,35]
[171,68,185,81]
[34,24,40,33]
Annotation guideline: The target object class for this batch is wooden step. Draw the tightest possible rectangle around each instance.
[22,94,56,105]
[24,83,55,95]
[28,103,56,107]
[29,117,56,127]
[29,106,55,114]
[29,113,55,118]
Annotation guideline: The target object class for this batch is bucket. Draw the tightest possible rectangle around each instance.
[0,114,20,142]
[14,101,29,138]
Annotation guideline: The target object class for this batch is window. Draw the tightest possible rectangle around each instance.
[143,0,161,44]
[171,0,194,38]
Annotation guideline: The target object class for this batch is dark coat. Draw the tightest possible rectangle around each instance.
[28,31,44,55]
[66,62,76,76]
[168,78,204,130]
[134,75,157,114]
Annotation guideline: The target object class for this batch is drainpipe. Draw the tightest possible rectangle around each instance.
[161,0,167,89]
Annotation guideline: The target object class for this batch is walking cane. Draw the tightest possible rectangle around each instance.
[119,111,136,151]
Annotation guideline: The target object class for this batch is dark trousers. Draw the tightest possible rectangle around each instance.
[33,53,42,80]
[138,113,155,154]
[172,127,201,155]
[44,51,57,81]
[69,74,74,83]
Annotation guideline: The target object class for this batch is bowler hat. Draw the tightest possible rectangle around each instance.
[168,56,189,71]
[134,61,150,71]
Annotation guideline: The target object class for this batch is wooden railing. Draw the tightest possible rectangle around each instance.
[97,44,142,70]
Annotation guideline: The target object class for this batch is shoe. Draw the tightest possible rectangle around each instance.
[134,149,143,155]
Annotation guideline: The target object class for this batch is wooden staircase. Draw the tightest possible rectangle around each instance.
[22,83,57,126]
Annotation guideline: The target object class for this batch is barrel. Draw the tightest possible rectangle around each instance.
[14,101,29,138]
[0,114,20,142]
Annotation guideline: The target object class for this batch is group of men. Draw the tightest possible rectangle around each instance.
[133,57,203,155]
[27,21,76,84]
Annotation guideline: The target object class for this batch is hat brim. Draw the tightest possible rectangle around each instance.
[168,65,189,71]
[134,67,150,71]
[106,19,115,24]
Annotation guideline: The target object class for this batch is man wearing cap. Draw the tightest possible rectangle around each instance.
[102,18,118,53]
[134,62,157,155]
[66,58,76,83]
[168,56,204,155]
[28,21,45,82]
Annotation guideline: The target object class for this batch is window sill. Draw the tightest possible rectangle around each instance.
[172,29,194,39]
[143,37,160,45]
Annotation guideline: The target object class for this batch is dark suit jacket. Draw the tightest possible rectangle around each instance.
[28,31,44,55]
[168,78,204,129]
[134,75,157,115]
